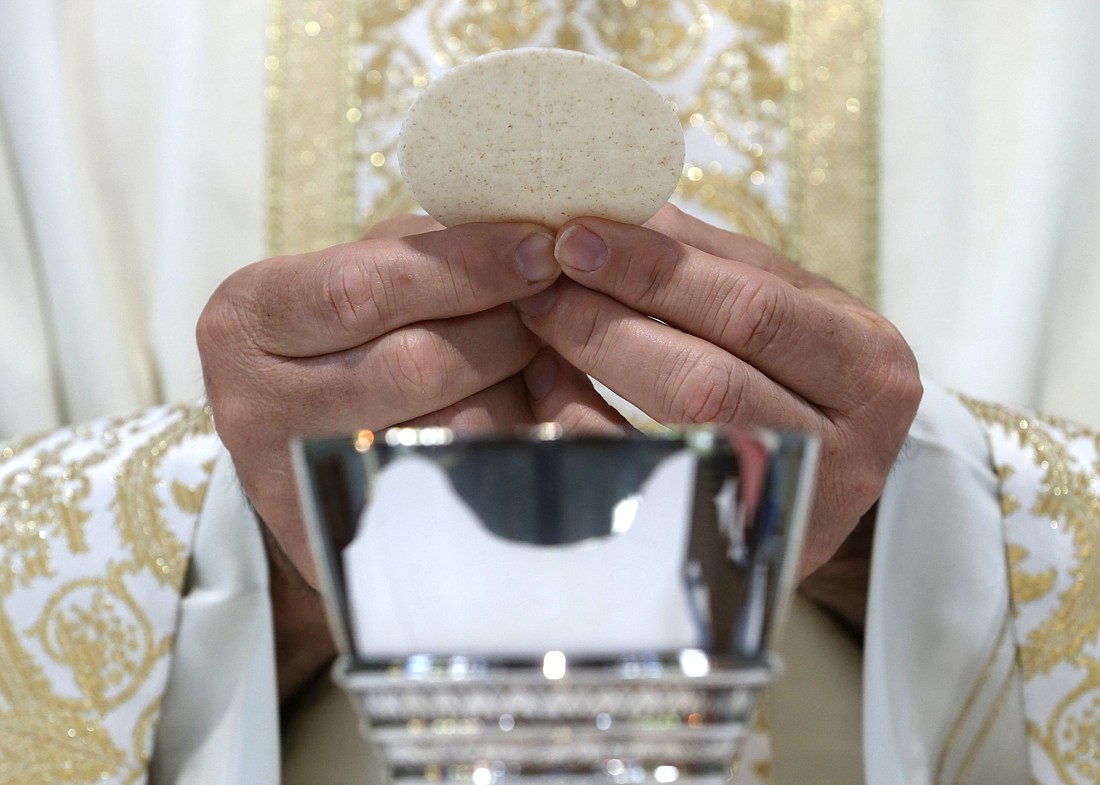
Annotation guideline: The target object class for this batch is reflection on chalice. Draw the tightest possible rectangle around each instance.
[293,424,817,785]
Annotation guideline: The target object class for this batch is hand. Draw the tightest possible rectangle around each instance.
[198,216,587,697]
[198,216,572,588]
[514,205,922,580]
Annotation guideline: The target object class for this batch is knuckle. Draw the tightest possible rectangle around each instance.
[849,453,892,510]
[572,299,604,349]
[623,234,681,307]
[672,355,745,425]
[566,299,613,368]
[207,386,263,453]
[195,282,239,358]
[196,274,265,382]
[319,246,390,338]
[719,277,786,357]
[859,319,924,416]
[438,230,485,307]
[384,328,450,405]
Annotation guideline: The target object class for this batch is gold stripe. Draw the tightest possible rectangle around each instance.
[786,0,806,262]
[266,0,359,256]
[953,661,1019,785]
[788,0,880,307]
[267,0,880,303]
[935,612,1012,784]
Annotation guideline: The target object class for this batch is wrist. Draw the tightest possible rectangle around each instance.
[258,520,336,703]
[797,503,877,636]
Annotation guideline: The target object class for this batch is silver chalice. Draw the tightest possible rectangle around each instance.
[294,424,817,785]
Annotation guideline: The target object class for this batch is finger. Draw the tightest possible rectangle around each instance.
[522,348,630,434]
[515,278,827,433]
[209,221,559,358]
[643,204,836,293]
[398,375,535,434]
[548,217,875,409]
[245,305,540,433]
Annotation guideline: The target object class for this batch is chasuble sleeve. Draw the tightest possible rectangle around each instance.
[0,399,283,785]
[954,397,1100,785]
[865,381,1100,785]
[0,403,221,783]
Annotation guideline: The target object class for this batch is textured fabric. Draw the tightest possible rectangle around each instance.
[4,0,1098,436]
[0,0,268,435]
[878,0,1100,428]
[2,1,1099,783]
[150,451,278,785]
[867,384,1100,785]
[0,403,218,784]
[957,398,1100,785]
[866,383,1030,784]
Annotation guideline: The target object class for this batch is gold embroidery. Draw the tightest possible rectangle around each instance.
[997,465,1021,516]
[28,568,167,714]
[0,403,217,783]
[0,440,110,595]
[960,396,1100,679]
[591,0,711,80]
[0,429,54,461]
[114,405,215,589]
[266,0,359,255]
[1029,660,1100,785]
[1006,545,1057,605]
[170,459,216,517]
[428,0,551,64]
[960,395,1100,785]
[124,699,162,785]
[787,0,879,305]
[269,0,880,308]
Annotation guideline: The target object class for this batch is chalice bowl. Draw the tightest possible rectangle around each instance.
[294,424,817,785]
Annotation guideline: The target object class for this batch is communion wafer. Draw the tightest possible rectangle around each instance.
[398,48,685,229]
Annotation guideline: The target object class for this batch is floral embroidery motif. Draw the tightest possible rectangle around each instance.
[960,396,1100,785]
[0,404,218,784]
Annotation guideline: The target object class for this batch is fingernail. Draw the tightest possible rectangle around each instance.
[515,232,558,282]
[513,286,558,318]
[555,225,608,272]
[524,351,558,402]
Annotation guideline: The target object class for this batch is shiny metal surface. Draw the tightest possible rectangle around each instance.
[294,426,817,785]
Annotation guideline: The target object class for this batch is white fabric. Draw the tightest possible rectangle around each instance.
[0,402,222,784]
[3,2,1098,783]
[879,0,1100,429]
[151,450,280,784]
[866,382,1029,784]
[3,0,1100,438]
[0,0,268,436]
[971,401,1100,782]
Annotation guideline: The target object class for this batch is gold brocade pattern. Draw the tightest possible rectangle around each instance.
[266,0,879,305]
[787,0,878,303]
[266,0,360,256]
[959,396,1100,785]
[0,404,218,784]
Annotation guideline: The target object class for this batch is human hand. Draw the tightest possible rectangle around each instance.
[514,204,922,580]
[198,216,568,589]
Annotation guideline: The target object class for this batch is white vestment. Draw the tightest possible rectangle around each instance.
[1,2,1099,784]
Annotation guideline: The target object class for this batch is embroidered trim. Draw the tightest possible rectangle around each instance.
[266,0,359,256]
[959,395,1100,784]
[0,404,217,784]
[266,0,879,306]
